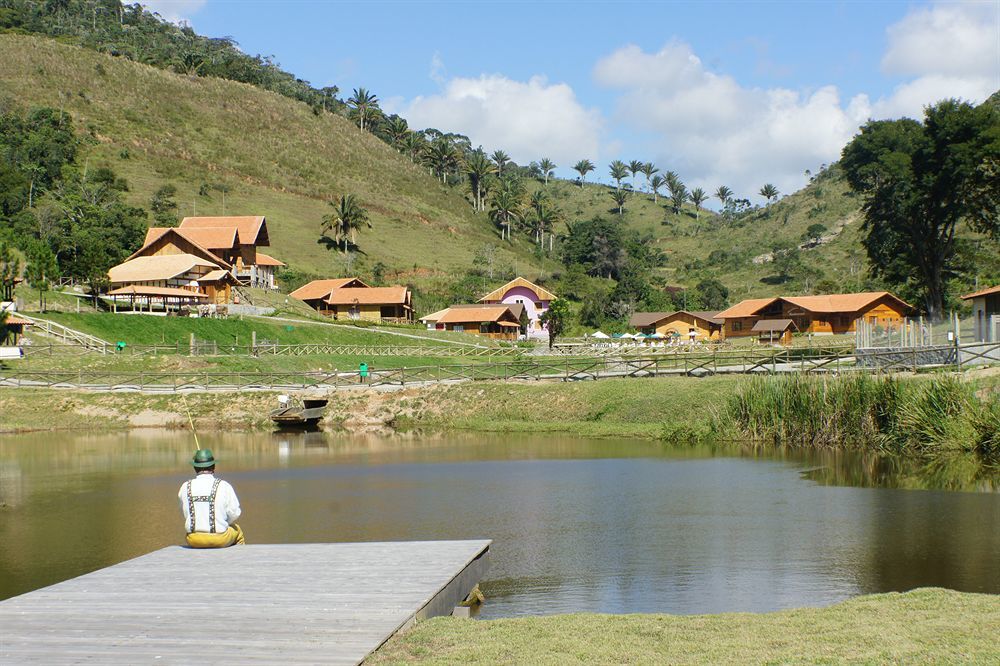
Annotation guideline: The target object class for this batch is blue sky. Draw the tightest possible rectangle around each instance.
[148,1,999,200]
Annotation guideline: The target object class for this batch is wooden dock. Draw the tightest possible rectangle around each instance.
[0,540,491,665]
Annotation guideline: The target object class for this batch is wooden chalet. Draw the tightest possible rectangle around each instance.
[961,284,1000,342]
[424,304,523,340]
[479,277,556,338]
[107,216,285,307]
[108,254,235,307]
[630,310,723,341]
[716,292,910,339]
[289,278,413,322]
[1,313,31,345]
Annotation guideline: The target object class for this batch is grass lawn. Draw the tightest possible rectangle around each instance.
[31,312,456,347]
[370,588,1000,665]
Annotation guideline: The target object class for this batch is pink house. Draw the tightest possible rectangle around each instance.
[479,277,557,338]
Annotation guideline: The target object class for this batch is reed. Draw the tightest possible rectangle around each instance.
[723,373,999,454]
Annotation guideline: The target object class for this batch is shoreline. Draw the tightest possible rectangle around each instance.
[368,588,1000,664]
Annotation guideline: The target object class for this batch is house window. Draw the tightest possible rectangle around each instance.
[479,323,490,333]
[733,321,743,332]
[453,325,464,332]
[535,301,543,308]
[348,306,360,320]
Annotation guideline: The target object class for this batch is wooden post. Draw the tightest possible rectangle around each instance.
[189,332,195,356]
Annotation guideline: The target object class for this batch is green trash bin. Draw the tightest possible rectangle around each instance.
[359,362,369,383]
[116,341,127,352]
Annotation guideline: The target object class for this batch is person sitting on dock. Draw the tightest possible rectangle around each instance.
[178,449,246,548]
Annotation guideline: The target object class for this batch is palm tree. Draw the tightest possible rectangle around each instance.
[489,181,524,241]
[668,181,688,214]
[608,188,629,216]
[641,162,659,194]
[425,138,459,184]
[628,160,643,188]
[464,150,495,212]
[538,158,556,185]
[689,188,707,219]
[649,174,665,204]
[322,194,371,254]
[491,150,510,176]
[402,132,427,164]
[664,170,680,193]
[347,87,379,132]
[609,160,629,190]
[573,159,595,186]
[383,116,409,150]
[715,185,733,207]
[760,183,779,203]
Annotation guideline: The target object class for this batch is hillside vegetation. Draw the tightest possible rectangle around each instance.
[0,34,551,283]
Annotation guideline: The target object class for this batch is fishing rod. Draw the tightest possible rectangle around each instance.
[181,394,201,449]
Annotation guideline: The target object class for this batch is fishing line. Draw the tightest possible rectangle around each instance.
[181,393,201,449]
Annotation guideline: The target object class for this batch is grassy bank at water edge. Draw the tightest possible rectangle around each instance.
[369,588,1000,665]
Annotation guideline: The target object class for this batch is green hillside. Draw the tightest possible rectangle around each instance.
[0,34,552,284]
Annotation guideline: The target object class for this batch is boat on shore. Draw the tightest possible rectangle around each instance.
[269,396,329,428]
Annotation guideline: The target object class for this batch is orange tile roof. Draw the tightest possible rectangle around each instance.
[780,291,911,313]
[127,228,233,269]
[4,315,32,326]
[180,216,268,246]
[961,284,1000,299]
[325,286,409,306]
[255,252,285,267]
[288,278,367,301]
[175,227,240,250]
[436,305,519,324]
[479,277,557,303]
[716,298,779,319]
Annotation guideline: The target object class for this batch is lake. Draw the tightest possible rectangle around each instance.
[1,429,997,619]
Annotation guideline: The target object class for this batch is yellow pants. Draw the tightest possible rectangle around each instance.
[185,524,246,548]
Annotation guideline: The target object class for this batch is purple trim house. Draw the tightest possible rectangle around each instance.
[479,277,557,338]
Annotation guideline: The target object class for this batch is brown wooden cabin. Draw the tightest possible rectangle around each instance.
[961,284,1000,342]
[752,319,797,345]
[717,292,910,339]
[427,304,523,340]
[630,310,723,341]
[289,278,413,322]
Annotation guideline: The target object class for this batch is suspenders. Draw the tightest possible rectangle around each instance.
[186,477,223,534]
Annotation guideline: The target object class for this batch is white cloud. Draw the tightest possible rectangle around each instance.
[882,1,998,78]
[396,73,603,167]
[142,1,207,24]
[594,42,867,201]
[592,3,999,202]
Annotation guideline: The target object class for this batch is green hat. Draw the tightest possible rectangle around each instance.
[192,449,216,468]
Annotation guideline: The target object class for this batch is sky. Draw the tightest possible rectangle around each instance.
[144,1,1000,202]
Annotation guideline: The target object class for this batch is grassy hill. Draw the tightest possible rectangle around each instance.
[0,34,553,285]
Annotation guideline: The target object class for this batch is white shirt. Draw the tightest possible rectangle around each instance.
[178,473,241,534]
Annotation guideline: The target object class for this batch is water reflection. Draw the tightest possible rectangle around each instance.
[1,429,997,618]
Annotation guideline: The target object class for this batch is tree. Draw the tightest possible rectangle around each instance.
[689,187,707,219]
[528,198,561,251]
[803,223,827,244]
[321,194,371,254]
[759,183,779,203]
[383,115,410,149]
[693,278,729,311]
[641,162,659,193]
[25,242,59,310]
[425,138,460,184]
[841,98,1000,320]
[609,160,629,190]
[491,149,510,176]
[628,160,643,188]
[464,150,495,212]
[608,188,628,216]
[0,242,20,302]
[573,159,595,186]
[489,179,524,241]
[538,158,556,185]
[150,184,178,226]
[539,297,570,349]
[668,181,688,214]
[715,185,733,206]
[649,174,665,204]
[347,87,380,132]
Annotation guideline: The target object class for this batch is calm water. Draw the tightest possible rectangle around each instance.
[1,430,998,618]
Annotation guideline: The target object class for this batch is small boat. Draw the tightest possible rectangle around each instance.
[269,395,329,428]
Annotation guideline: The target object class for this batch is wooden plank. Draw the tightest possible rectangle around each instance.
[0,540,491,665]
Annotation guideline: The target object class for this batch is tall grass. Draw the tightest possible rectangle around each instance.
[723,373,1000,455]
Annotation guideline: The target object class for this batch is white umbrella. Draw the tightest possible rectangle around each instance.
[591,331,610,339]
[619,333,635,339]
